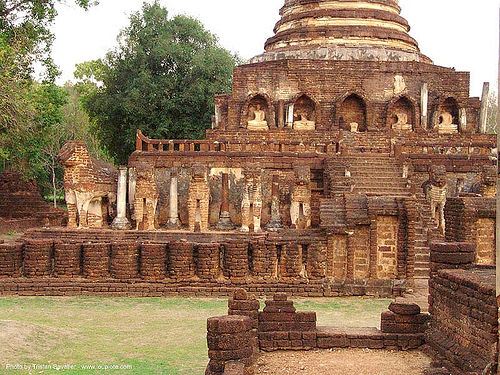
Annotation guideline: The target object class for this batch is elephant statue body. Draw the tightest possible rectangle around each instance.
[58,141,117,228]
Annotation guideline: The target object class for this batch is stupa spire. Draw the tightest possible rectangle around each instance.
[252,0,430,63]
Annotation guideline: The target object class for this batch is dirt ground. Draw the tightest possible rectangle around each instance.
[256,348,431,375]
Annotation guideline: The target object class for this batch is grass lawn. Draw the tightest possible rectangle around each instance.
[0,296,391,375]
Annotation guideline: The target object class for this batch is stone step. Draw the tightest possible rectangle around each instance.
[415,254,430,263]
[414,268,430,278]
[353,182,407,188]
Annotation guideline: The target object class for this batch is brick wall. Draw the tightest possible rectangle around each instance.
[475,218,495,265]
[427,267,497,375]
[444,197,496,266]
[205,289,427,374]
[0,170,66,232]
[376,216,398,279]
[327,234,347,281]
[350,225,370,279]
[224,60,475,132]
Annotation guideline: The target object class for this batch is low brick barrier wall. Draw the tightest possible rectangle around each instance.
[429,242,475,277]
[205,290,428,374]
[0,237,406,297]
[110,242,140,279]
[23,239,52,277]
[0,243,23,277]
[54,242,82,277]
[206,315,256,375]
[426,267,497,375]
[140,243,167,280]
[83,243,110,278]
[258,293,317,351]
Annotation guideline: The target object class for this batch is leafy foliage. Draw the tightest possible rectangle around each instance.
[0,0,98,80]
[0,0,99,203]
[79,2,237,163]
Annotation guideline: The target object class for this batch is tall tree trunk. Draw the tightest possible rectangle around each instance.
[52,167,57,208]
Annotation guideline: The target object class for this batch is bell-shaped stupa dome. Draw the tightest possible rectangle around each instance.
[251,0,431,63]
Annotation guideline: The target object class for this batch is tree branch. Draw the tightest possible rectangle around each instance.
[2,0,32,17]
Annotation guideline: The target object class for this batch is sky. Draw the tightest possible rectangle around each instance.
[52,0,500,97]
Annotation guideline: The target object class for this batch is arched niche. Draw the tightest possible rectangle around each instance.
[434,97,459,134]
[240,93,275,131]
[292,94,317,131]
[338,94,367,132]
[387,96,416,131]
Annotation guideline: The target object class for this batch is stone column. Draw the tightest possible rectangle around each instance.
[112,166,131,230]
[479,82,490,133]
[459,108,467,132]
[286,103,294,128]
[278,100,285,128]
[420,83,428,130]
[266,175,283,231]
[217,173,234,230]
[214,104,221,129]
[166,168,180,228]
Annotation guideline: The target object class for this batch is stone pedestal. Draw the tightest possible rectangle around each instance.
[216,173,234,230]
[112,166,131,230]
[166,169,180,229]
[293,120,315,131]
[438,124,458,135]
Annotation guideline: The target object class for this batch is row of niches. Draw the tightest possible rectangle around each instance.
[240,93,465,134]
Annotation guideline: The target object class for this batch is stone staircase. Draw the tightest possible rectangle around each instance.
[340,132,391,154]
[323,152,441,280]
[412,192,444,279]
[326,153,410,198]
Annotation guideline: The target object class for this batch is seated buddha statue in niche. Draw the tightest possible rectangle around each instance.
[293,111,315,131]
[247,104,269,131]
[392,111,412,131]
[437,111,458,135]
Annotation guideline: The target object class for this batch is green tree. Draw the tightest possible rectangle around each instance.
[0,0,98,202]
[0,0,98,80]
[62,81,112,163]
[79,2,237,163]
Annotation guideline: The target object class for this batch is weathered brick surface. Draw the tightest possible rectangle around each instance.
[0,170,66,231]
[223,241,249,279]
[427,268,497,375]
[82,243,110,279]
[53,242,82,277]
[168,241,194,279]
[0,243,23,277]
[444,197,496,266]
[376,216,398,279]
[429,242,475,277]
[258,294,317,351]
[206,315,255,375]
[140,243,167,280]
[23,239,53,277]
[195,243,220,280]
[0,230,410,297]
[110,242,140,279]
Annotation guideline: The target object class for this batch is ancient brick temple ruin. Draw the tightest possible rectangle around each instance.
[0,0,496,300]
[0,170,66,233]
